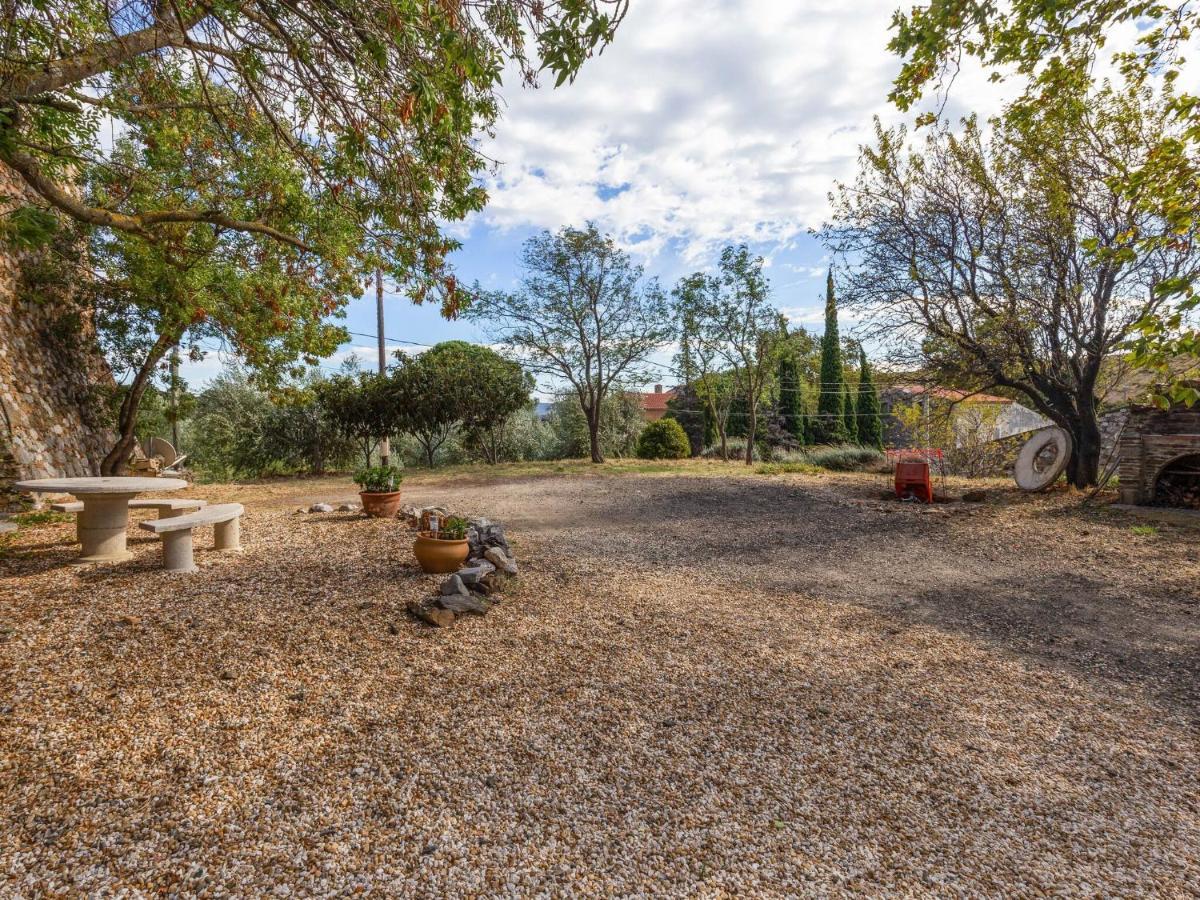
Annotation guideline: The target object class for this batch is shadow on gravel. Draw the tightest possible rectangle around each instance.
[470,475,1200,722]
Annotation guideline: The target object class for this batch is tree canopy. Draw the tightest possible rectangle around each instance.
[888,0,1200,402]
[824,86,1200,485]
[1,0,627,305]
[88,90,352,472]
[468,223,670,463]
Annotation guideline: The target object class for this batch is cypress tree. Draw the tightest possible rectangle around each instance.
[814,270,845,443]
[843,381,858,443]
[777,350,803,442]
[857,347,884,449]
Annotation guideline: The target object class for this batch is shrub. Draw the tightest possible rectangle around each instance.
[700,437,748,460]
[636,418,691,460]
[805,444,885,471]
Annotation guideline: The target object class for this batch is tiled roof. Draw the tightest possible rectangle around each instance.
[637,388,677,412]
[884,384,1013,404]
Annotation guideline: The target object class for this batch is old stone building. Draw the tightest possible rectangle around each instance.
[0,165,114,509]
[1117,396,1200,508]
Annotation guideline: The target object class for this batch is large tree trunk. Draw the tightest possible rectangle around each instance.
[99,333,174,475]
[744,403,757,465]
[585,400,604,463]
[1065,406,1102,489]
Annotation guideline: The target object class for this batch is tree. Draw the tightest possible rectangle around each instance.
[857,348,884,450]
[674,274,738,459]
[843,382,858,443]
[432,341,534,465]
[824,88,1200,486]
[547,390,645,460]
[636,418,691,460]
[663,384,712,456]
[316,372,402,469]
[676,246,781,464]
[262,374,359,476]
[814,271,846,444]
[468,224,671,463]
[391,348,457,467]
[777,336,805,445]
[1,0,626,283]
[888,0,1200,404]
[88,93,353,473]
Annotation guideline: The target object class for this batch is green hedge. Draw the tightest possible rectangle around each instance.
[636,418,691,460]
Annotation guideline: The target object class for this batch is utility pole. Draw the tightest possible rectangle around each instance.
[376,268,390,468]
[169,347,181,451]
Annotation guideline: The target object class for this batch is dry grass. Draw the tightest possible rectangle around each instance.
[1,467,1197,895]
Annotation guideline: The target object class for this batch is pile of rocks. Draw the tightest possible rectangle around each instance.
[405,513,519,628]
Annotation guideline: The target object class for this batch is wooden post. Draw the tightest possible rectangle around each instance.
[376,268,390,468]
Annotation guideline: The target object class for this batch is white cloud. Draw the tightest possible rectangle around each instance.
[470,0,1009,265]
[470,0,1176,269]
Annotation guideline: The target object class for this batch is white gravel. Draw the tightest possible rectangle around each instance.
[1,470,1197,896]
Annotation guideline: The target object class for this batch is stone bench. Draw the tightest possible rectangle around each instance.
[129,498,207,518]
[50,501,84,513]
[139,503,244,573]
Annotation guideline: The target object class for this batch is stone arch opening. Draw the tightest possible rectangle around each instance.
[1152,452,1200,509]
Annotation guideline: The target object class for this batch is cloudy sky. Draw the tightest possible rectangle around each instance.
[179,0,1065,390]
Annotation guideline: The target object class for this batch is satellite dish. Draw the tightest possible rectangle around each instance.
[1014,427,1072,491]
[149,436,178,467]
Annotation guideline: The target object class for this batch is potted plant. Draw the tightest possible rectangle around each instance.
[353,465,404,518]
[413,514,471,573]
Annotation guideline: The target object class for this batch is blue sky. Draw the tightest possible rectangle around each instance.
[178,0,1150,394]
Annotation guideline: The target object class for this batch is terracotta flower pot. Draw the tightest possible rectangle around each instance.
[359,490,403,519]
[413,532,470,573]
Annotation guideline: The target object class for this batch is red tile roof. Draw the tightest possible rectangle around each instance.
[635,387,677,419]
[638,387,676,412]
[886,384,1013,404]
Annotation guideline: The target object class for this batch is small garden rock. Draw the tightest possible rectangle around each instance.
[337,503,361,512]
[440,574,469,596]
[484,546,518,576]
[309,503,334,513]
[406,599,455,628]
[457,561,495,587]
[435,593,489,615]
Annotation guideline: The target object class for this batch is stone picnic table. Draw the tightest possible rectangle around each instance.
[13,476,188,564]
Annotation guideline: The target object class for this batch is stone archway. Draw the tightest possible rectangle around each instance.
[1152,452,1200,509]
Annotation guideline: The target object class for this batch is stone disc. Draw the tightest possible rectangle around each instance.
[1014,427,1072,491]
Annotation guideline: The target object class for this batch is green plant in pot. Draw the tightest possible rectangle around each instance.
[413,514,471,573]
[353,465,405,518]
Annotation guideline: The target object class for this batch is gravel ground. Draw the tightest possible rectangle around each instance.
[1,468,1197,896]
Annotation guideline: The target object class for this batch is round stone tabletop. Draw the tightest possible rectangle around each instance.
[14,477,188,494]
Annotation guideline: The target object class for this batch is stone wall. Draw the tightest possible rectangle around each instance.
[1116,402,1200,505]
[0,164,115,507]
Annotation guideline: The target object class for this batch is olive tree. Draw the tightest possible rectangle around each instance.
[468,224,671,463]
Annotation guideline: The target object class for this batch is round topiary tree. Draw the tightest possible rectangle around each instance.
[636,418,691,460]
